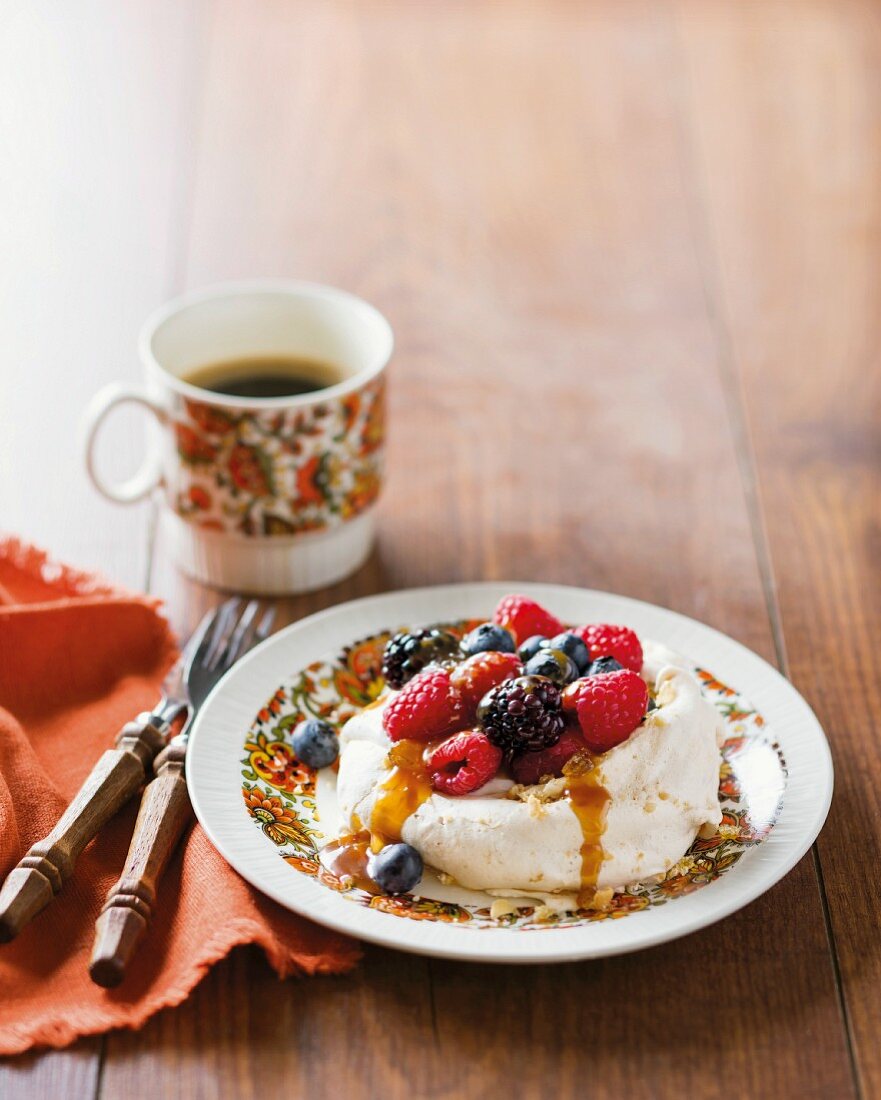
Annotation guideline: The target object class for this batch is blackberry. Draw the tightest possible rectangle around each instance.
[477,675,564,757]
[382,628,460,689]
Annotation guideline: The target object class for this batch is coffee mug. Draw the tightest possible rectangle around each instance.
[82,281,393,594]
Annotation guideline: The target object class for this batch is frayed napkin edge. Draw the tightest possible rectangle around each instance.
[0,918,362,1055]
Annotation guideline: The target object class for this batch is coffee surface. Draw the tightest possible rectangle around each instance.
[182,355,344,398]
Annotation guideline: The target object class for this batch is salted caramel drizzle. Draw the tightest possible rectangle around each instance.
[565,766,611,908]
[368,739,434,850]
[320,739,434,890]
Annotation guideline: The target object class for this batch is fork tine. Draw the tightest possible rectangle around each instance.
[204,598,243,670]
[254,604,277,644]
[222,599,262,668]
[182,605,223,675]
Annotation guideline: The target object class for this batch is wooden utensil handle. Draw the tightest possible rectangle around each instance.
[89,740,192,987]
[0,713,166,943]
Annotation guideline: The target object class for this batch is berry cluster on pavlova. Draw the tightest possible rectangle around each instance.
[301,595,724,912]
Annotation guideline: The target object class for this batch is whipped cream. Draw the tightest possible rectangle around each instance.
[335,641,723,901]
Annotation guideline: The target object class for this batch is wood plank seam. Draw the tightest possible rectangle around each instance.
[664,6,862,1095]
[93,3,214,1095]
[166,0,215,297]
[93,1039,108,1100]
[426,960,440,1043]
[88,3,864,1095]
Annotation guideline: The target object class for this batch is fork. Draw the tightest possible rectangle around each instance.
[89,597,275,987]
[0,615,215,944]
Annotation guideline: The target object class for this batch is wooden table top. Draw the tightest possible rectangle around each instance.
[2,1,879,1097]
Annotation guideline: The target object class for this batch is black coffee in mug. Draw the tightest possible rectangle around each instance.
[182,355,344,399]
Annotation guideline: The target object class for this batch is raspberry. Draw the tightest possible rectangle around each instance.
[510,728,590,785]
[573,623,643,673]
[561,678,593,714]
[571,669,648,752]
[382,668,464,742]
[493,595,564,646]
[427,730,503,795]
[477,675,564,756]
[382,628,461,689]
[450,651,523,713]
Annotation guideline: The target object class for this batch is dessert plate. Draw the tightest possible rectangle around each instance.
[187,583,833,963]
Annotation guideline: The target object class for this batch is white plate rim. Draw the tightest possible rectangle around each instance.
[187,581,834,964]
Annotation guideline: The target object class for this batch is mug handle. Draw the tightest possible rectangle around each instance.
[81,383,167,504]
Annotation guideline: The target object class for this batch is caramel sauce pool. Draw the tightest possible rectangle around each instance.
[566,767,611,908]
[319,831,379,894]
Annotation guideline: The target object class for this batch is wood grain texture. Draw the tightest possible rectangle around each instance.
[0,1045,101,1100]
[674,0,881,1093]
[3,0,875,1097]
[0,2,200,1096]
[100,2,855,1098]
[0,0,199,588]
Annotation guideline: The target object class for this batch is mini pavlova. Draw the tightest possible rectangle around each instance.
[291,594,723,915]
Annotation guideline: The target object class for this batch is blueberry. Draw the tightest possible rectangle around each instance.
[518,635,548,662]
[461,622,516,656]
[524,647,578,686]
[549,632,592,674]
[647,697,658,712]
[369,843,423,894]
[587,656,623,677]
[291,718,338,769]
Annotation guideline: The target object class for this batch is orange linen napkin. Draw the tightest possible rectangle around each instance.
[0,537,359,1055]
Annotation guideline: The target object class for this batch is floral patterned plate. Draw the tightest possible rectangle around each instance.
[187,583,833,963]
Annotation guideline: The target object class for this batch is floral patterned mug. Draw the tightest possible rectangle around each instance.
[82,281,393,594]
